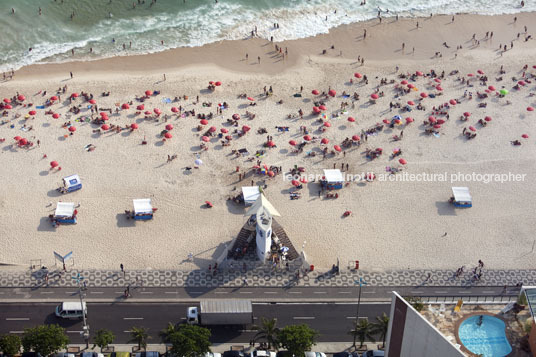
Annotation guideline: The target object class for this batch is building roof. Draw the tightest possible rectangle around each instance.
[323,169,344,182]
[246,194,280,217]
[63,174,81,188]
[452,187,472,202]
[133,199,152,214]
[55,202,75,217]
[242,186,261,204]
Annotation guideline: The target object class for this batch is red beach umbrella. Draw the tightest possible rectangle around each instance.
[527,107,534,112]
[201,136,209,142]
[130,123,138,129]
[352,135,360,141]
[71,93,79,98]
[428,116,436,123]
[232,113,240,120]
[165,124,174,131]
[477,69,484,75]
[4,104,12,109]
[488,85,496,91]
[328,89,336,97]
[215,81,222,86]
[247,97,255,101]
[145,90,152,96]
[29,110,36,116]
[291,180,300,187]
[433,124,441,129]
[121,103,130,110]
[289,140,297,146]
[136,105,145,111]
[521,134,529,139]
[303,135,311,141]
[144,111,151,116]
[68,126,76,132]
[383,119,390,124]
[334,145,342,152]
[347,117,355,122]
[401,80,408,85]
[171,107,179,113]
[484,116,492,122]
[406,117,414,123]
[437,119,445,124]
[420,92,428,98]
[371,93,379,100]
[220,128,228,133]
[449,99,457,105]
[209,126,217,132]
[312,89,319,95]
[89,99,97,104]
[164,132,173,139]
[323,122,331,127]
[399,158,407,165]
[154,108,162,115]
[14,136,22,141]
[321,138,329,144]
[50,96,58,101]
[200,119,208,125]
[407,100,415,106]
[319,105,327,111]
[354,73,362,78]
[3,98,11,103]
[407,84,414,89]
[242,125,251,132]
[52,113,60,119]
[469,126,476,132]
[467,73,474,77]
[50,161,59,168]
[416,71,423,76]
[225,135,232,141]
[101,124,110,130]
[434,78,441,83]
[267,141,275,147]
[313,107,321,114]
[463,112,471,117]
[17,95,25,101]
[19,138,28,145]
[436,86,443,91]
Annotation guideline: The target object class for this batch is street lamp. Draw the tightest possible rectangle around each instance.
[354,278,367,321]
[73,273,90,348]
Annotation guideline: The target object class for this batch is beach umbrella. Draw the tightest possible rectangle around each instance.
[477,69,484,75]
[428,116,436,122]
[28,110,36,116]
[267,171,275,177]
[449,99,457,105]
[319,105,327,111]
[304,135,311,141]
[416,71,423,76]
[130,123,138,130]
[195,159,203,166]
[371,93,379,100]
[463,112,471,117]
[89,99,97,104]
[100,112,108,117]
[14,136,22,141]
[406,117,414,123]
[247,96,255,101]
[407,84,414,89]
[437,119,445,124]
[313,106,321,114]
[433,124,441,129]
[354,72,362,78]
[394,119,402,124]
[145,90,152,96]
[312,89,319,95]
[328,89,336,97]
[242,125,251,132]
[291,180,300,187]
[101,115,109,120]
[469,126,476,132]
[200,119,208,125]
[225,135,233,141]
[121,103,130,110]
[208,126,216,133]
[71,93,79,98]
[136,104,144,111]
[164,132,173,139]
[399,158,407,165]
[321,138,329,144]
[436,86,443,91]
[50,161,59,168]
[215,81,222,86]
[50,96,58,101]
[383,119,390,124]
[68,126,76,132]
[201,136,210,142]
[289,140,297,146]
[220,128,228,133]
[144,111,151,116]
[522,134,529,139]
[52,113,60,119]
[300,177,308,184]
[267,140,275,147]
[347,117,355,122]
[154,108,162,115]
[434,78,441,83]
[533,65,536,69]
[407,100,415,106]
[401,80,408,85]
[334,145,342,152]
[488,85,496,91]
[352,135,360,141]
[467,73,474,77]
[323,122,331,127]
[366,173,375,181]
[519,80,526,86]
[3,98,11,103]
[420,92,428,98]
[484,116,492,122]
[17,95,25,101]
[101,124,110,130]
[528,107,535,112]
[499,89,508,95]
[232,113,240,120]
[4,104,12,109]
[171,107,179,113]
[19,138,28,145]
[165,124,174,131]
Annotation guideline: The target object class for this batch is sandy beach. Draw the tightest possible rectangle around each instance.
[1,12,536,272]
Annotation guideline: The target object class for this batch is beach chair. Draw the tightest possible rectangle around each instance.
[453,299,463,313]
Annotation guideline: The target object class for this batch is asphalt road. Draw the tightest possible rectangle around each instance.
[0,302,390,344]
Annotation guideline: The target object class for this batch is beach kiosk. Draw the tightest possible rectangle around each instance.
[57,174,82,194]
[241,186,261,206]
[246,194,281,262]
[320,169,344,190]
[51,202,77,227]
[129,198,156,220]
[450,187,472,208]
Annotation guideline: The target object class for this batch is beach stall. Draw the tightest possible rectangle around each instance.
[241,186,261,206]
[57,174,82,194]
[127,198,156,220]
[449,187,472,208]
[320,169,344,190]
[51,202,77,227]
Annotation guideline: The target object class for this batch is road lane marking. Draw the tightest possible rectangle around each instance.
[67,330,83,333]
[294,317,315,320]
[140,291,153,294]
[313,291,327,294]
[289,291,302,294]
[411,291,423,294]
[90,291,104,294]
[458,291,471,294]
[65,291,77,294]
[434,291,448,293]
[363,291,376,294]
[346,316,357,319]
[165,291,178,294]
[124,317,144,320]
[338,291,352,294]
[215,292,229,294]
[239,291,253,294]
[189,291,203,294]
[40,292,53,294]
[483,290,495,293]
[9,331,23,334]
[239,329,257,332]
[6,318,29,321]
[264,292,277,294]
[115,291,124,294]
[123,330,132,333]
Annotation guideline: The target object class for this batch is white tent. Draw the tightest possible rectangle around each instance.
[246,194,280,217]
[452,187,472,203]
[133,199,153,214]
[55,202,75,217]
[323,169,344,183]
[62,174,81,189]
[241,186,260,205]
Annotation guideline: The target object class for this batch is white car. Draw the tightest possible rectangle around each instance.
[362,351,384,357]
[251,351,276,357]
[205,353,222,357]
[305,352,326,357]
[187,306,199,324]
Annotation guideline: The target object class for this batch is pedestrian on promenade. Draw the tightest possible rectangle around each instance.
[243,277,248,286]
[120,263,124,273]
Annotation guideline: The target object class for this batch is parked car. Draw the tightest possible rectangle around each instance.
[251,351,276,357]
[333,352,360,357]
[134,353,159,357]
[204,353,222,357]
[305,352,326,357]
[55,353,75,357]
[222,351,244,357]
[22,353,42,357]
[81,353,104,357]
[362,351,384,357]
[110,353,131,357]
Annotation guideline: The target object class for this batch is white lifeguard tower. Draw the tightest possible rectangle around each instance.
[246,194,281,261]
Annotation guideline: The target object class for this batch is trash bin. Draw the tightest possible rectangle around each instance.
[309,264,314,271]
[355,260,360,270]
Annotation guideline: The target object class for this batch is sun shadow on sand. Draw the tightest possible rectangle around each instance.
[39,170,50,176]
[225,199,246,215]
[116,213,136,228]
[37,217,56,232]
[47,189,63,198]
[435,201,457,216]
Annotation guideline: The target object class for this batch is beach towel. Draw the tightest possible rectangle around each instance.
[433,133,441,138]
[20,126,29,132]
[342,95,350,98]
[162,98,172,103]
[36,105,45,109]
[293,93,302,97]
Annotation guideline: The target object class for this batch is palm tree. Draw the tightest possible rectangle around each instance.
[349,319,375,349]
[371,313,390,348]
[160,322,178,343]
[253,318,279,350]
[129,327,150,350]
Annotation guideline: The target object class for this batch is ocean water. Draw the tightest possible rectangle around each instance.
[0,0,532,71]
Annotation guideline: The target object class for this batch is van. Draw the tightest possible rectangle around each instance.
[55,301,87,319]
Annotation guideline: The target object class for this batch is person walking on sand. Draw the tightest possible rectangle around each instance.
[258,56,261,64]
[70,71,73,79]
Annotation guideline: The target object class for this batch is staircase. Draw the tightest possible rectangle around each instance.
[272,218,299,260]
[228,224,254,259]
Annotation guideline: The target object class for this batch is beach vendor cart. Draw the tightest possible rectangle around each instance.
[320,169,344,190]
[50,202,77,227]
[57,174,82,194]
[126,199,157,220]
[449,187,472,208]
